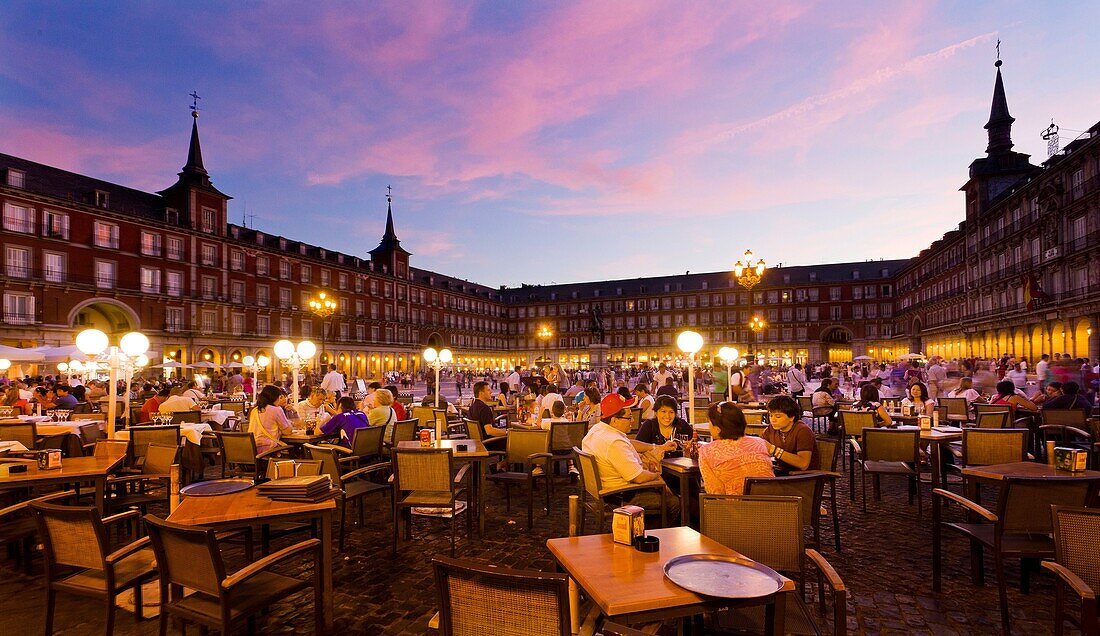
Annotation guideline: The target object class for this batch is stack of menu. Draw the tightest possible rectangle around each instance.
[257,475,338,503]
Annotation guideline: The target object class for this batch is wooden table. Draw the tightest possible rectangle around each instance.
[0,442,126,512]
[168,487,337,632]
[281,430,337,457]
[661,457,699,527]
[547,526,793,635]
[961,461,1100,482]
[397,439,490,536]
[896,425,963,489]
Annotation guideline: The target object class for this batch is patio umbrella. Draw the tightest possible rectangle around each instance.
[898,353,925,360]
[853,355,873,361]
[0,344,45,363]
[153,361,190,368]
[189,361,217,369]
[221,362,245,368]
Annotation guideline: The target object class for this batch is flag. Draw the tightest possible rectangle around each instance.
[1023,273,1050,311]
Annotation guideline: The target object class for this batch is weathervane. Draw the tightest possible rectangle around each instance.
[386,184,392,203]
[995,39,1001,62]
[189,91,201,118]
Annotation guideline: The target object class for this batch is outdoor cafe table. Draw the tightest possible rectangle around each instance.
[396,438,490,536]
[280,430,337,457]
[167,486,336,632]
[0,442,126,512]
[113,422,211,445]
[961,461,1100,483]
[661,457,700,527]
[895,425,964,490]
[546,526,793,635]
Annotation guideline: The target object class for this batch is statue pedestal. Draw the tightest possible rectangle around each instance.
[588,343,610,368]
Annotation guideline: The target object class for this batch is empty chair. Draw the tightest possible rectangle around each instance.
[214,430,285,478]
[855,428,922,517]
[79,423,106,456]
[0,422,37,449]
[838,409,876,498]
[1045,505,1100,635]
[744,473,828,549]
[485,428,553,530]
[387,419,419,452]
[949,428,1029,473]
[168,410,203,424]
[432,554,571,636]
[937,397,970,421]
[811,437,842,551]
[304,443,390,550]
[143,513,322,635]
[392,447,469,556]
[107,442,180,516]
[975,411,1010,429]
[128,425,180,468]
[0,490,75,575]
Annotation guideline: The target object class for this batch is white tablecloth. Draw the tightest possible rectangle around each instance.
[114,422,212,445]
[18,415,53,423]
[202,409,235,426]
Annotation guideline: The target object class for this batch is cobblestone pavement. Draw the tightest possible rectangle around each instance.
[0,451,1080,635]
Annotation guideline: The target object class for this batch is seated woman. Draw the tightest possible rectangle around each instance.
[698,402,774,495]
[763,395,819,472]
[248,385,294,454]
[854,384,893,426]
[636,395,693,449]
[990,380,1038,413]
[496,381,514,408]
[901,382,935,415]
[320,396,371,448]
[947,377,984,406]
[577,387,602,426]
[368,389,398,443]
[811,378,839,433]
[2,386,29,415]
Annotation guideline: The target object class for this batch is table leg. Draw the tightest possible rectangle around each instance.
[320,510,334,631]
[769,591,787,636]
[931,441,942,490]
[478,460,486,537]
[678,473,690,527]
[94,476,106,514]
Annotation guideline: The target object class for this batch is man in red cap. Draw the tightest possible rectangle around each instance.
[581,393,680,519]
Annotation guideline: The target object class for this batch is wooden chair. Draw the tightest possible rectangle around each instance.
[167,410,203,424]
[805,438,841,551]
[213,431,286,479]
[572,446,667,533]
[0,490,75,575]
[392,447,469,556]
[745,422,768,437]
[938,397,970,420]
[743,410,765,425]
[975,411,1010,429]
[304,443,390,550]
[932,477,1100,635]
[745,473,828,550]
[385,418,419,454]
[700,494,847,635]
[107,443,180,517]
[838,410,876,498]
[332,424,387,468]
[79,423,105,455]
[431,554,571,636]
[0,421,37,449]
[486,429,553,530]
[411,405,435,429]
[629,408,643,435]
[29,501,159,634]
[461,415,507,451]
[1045,505,1100,636]
[1040,423,1095,466]
[973,403,1013,418]
[142,513,323,635]
[548,421,587,476]
[854,428,922,517]
[947,429,1029,478]
[128,425,180,469]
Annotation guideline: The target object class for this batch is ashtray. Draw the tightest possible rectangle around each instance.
[634,534,660,553]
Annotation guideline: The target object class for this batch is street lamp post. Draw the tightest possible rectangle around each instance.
[733,250,766,362]
[677,331,704,427]
[537,324,554,368]
[422,347,453,441]
[274,339,316,405]
[308,291,338,370]
[75,328,150,437]
[241,354,271,404]
[717,346,740,402]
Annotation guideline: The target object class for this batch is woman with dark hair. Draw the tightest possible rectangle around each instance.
[698,402,773,495]
[990,380,1038,413]
[901,382,935,415]
[855,384,893,425]
[320,396,371,448]
[496,381,513,408]
[636,395,693,448]
[578,387,602,425]
[249,384,293,453]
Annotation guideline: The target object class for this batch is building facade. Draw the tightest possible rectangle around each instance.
[2,62,1098,378]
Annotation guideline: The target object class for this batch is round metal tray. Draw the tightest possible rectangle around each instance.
[663,554,785,599]
[180,479,254,497]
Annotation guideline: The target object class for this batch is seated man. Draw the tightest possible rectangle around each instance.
[141,387,170,422]
[182,381,205,402]
[581,393,680,520]
[53,384,79,410]
[1040,381,1092,415]
[296,387,334,424]
[469,381,506,439]
[762,395,818,473]
[159,387,199,413]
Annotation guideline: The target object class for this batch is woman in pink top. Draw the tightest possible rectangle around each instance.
[248,385,294,454]
[698,402,773,495]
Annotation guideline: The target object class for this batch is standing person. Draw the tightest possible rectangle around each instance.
[1035,354,1051,390]
[320,364,346,398]
[653,364,673,393]
[786,363,807,398]
[249,385,293,454]
[926,358,947,400]
[710,365,728,403]
[455,372,463,399]
[1006,363,1028,391]
[697,402,773,495]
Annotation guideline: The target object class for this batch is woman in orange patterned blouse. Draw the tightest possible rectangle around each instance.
[698,401,774,495]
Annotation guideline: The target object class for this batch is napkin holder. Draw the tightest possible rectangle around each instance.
[36,449,62,471]
[1054,447,1088,472]
[612,505,645,546]
[918,416,931,430]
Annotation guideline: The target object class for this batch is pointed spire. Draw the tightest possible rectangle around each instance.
[984,59,1015,155]
[383,185,398,241]
[184,111,209,176]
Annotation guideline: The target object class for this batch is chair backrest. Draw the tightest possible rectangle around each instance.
[839,410,875,438]
[690,407,710,428]
[131,425,181,461]
[144,443,181,475]
[412,406,435,428]
[304,443,344,488]
[1042,409,1087,427]
[392,419,418,446]
[861,428,918,463]
[699,494,803,574]
[79,423,105,445]
[462,417,486,443]
[974,403,1012,416]
[572,446,603,499]
[745,422,768,437]
[215,431,259,465]
[0,422,37,448]
[744,473,824,529]
[816,437,839,472]
[351,424,386,458]
[1051,505,1100,595]
[432,554,570,636]
[72,413,107,422]
[28,502,109,572]
[961,428,1028,466]
[937,397,969,418]
[629,408,643,433]
[743,411,764,425]
[999,477,1100,536]
[94,439,129,457]
[549,421,586,452]
[975,411,1010,429]
[797,396,813,414]
[434,410,450,433]
[222,401,245,414]
[143,514,227,597]
[393,447,454,493]
[505,428,550,465]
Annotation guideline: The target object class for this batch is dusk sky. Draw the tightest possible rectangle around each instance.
[3,2,1099,288]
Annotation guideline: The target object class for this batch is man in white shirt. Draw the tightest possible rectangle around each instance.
[1035,354,1050,389]
[505,366,523,395]
[159,389,199,413]
[786,363,807,397]
[581,393,678,518]
[319,364,346,398]
[296,387,333,424]
[652,364,673,394]
[182,381,205,402]
[925,360,947,399]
